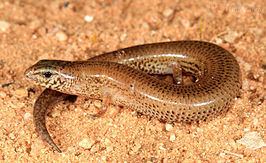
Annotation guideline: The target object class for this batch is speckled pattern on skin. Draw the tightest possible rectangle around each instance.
[25,40,241,152]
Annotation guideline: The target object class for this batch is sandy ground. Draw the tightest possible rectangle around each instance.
[0,0,265,162]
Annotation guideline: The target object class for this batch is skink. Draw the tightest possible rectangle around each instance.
[25,41,241,152]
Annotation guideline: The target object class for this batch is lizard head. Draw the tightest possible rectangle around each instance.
[25,60,75,89]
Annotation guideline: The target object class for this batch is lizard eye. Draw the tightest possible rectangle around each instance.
[43,71,52,78]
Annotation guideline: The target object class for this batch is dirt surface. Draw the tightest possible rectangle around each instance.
[0,0,265,162]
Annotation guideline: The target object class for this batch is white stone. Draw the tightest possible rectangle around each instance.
[170,133,176,142]
[0,20,10,32]
[79,138,94,149]
[84,15,94,22]
[163,8,174,18]
[55,31,68,41]
[165,123,173,131]
[23,112,32,120]
[237,131,266,150]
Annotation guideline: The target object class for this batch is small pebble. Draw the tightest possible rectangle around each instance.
[79,138,94,150]
[223,31,241,43]
[0,91,7,98]
[133,143,142,152]
[219,152,226,157]
[237,131,266,150]
[249,86,255,91]
[169,133,176,142]
[55,31,68,42]
[250,27,263,37]
[29,20,42,30]
[120,33,127,41]
[90,143,100,153]
[253,118,259,126]
[84,15,94,22]
[103,138,112,146]
[243,63,252,72]
[129,143,142,154]
[32,34,38,39]
[0,20,10,32]
[180,19,191,28]
[141,22,150,29]
[242,80,249,91]
[23,112,32,121]
[14,88,27,98]
[214,37,223,44]
[158,143,166,151]
[9,133,16,140]
[165,123,173,131]
[163,8,174,18]
[105,145,114,152]
[100,156,107,161]
[243,128,250,132]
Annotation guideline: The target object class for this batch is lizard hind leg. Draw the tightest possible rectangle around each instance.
[171,62,183,85]
[89,92,113,119]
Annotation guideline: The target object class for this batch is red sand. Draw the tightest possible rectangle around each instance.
[0,0,265,162]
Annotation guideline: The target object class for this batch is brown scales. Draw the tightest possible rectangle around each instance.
[25,41,241,152]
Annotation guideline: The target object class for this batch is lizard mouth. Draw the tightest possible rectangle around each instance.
[24,66,35,81]
[24,66,43,84]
